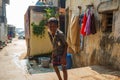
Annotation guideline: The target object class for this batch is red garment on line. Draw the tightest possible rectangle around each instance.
[80,14,87,36]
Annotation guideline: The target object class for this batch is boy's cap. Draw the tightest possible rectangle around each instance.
[48,17,58,25]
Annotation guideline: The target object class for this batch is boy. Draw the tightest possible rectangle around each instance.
[47,17,68,80]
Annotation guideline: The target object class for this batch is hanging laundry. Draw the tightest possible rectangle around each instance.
[67,16,80,54]
[79,14,84,27]
[80,13,87,36]
[84,9,91,35]
[90,13,96,34]
[79,14,84,49]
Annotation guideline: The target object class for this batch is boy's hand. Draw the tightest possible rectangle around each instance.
[61,57,66,65]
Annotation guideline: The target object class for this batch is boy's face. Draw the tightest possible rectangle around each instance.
[48,22,58,35]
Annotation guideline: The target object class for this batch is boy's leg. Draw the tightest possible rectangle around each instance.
[53,66,62,80]
[61,65,68,80]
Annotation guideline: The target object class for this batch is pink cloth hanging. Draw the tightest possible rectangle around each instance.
[84,10,91,35]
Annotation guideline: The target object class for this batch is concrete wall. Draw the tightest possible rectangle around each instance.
[66,0,120,70]
[28,7,53,56]
[0,0,2,6]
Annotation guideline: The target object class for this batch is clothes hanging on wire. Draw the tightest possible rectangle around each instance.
[79,14,84,50]
[84,9,91,35]
[67,16,80,54]
[90,13,96,34]
[79,14,84,27]
[80,13,87,36]
[80,8,96,36]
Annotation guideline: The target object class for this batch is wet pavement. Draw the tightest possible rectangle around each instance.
[0,38,120,80]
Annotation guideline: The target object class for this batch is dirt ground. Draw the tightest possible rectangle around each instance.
[0,38,120,80]
[0,38,27,80]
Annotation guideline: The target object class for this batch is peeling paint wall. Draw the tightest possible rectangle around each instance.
[66,0,120,70]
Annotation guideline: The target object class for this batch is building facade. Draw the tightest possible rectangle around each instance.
[0,0,9,48]
[66,0,120,70]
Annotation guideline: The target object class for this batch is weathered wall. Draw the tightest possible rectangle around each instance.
[66,0,120,70]
[28,7,53,56]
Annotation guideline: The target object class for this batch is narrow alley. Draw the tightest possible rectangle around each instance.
[0,38,120,80]
[0,0,120,80]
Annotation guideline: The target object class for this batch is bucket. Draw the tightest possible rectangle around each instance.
[41,57,50,68]
[66,53,72,69]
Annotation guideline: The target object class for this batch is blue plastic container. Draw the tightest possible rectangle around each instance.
[66,53,72,69]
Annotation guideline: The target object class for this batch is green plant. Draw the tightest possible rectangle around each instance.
[44,7,58,19]
[31,7,58,38]
[31,20,46,38]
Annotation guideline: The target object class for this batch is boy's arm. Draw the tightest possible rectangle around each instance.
[59,33,68,57]
[62,42,68,58]
[61,41,68,65]
[59,34,68,64]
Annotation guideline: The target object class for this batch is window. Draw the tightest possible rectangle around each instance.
[106,12,113,32]
[101,12,113,33]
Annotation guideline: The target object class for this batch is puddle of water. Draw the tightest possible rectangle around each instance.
[27,57,54,74]
[12,55,28,73]
[12,53,54,74]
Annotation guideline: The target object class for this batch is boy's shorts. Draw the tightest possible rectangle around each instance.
[52,54,67,66]
[52,55,61,66]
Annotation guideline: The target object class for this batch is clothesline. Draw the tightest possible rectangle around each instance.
[80,7,96,36]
